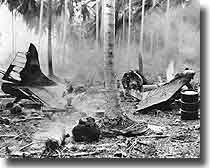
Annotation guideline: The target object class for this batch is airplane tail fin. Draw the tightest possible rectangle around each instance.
[2,43,56,86]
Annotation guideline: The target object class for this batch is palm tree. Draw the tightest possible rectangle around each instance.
[100,0,104,47]
[104,0,115,89]
[127,0,132,69]
[0,0,53,75]
[103,0,121,119]
[48,0,54,76]
[38,0,44,52]
[139,0,145,74]
[11,9,16,58]
[122,0,126,44]
[152,0,156,7]
[62,0,69,64]
[95,0,99,49]
[0,0,75,76]
[165,0,170,43]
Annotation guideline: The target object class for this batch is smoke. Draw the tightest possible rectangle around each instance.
[0,1,200,84]
[0,5,48,72]
[141,0,200,80]
[0,5,40,71]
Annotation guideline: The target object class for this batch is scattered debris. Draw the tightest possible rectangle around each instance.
[6,102,14,109]
[12,117,43,123]
[193,124,200,130]
[134,69,195,114]
[7,150,40,158]
[73,85,87,94]
[137,135,171,139]
[19,142,37,151]
[20,102,42,110]
[1,43,66,109]
[46,151,102,158]
[148,124,165,135]
[72,117,100,142]
[0,134,16,138]
[10,104,23,115]
[68,151,102,157]
[0,48,200,159]
[0,117,10,125]
[113,151,127,158]
[137,140,154,146]
[95,110,105,118]
[41,131,70,157]
[173,119,181,126]
[101,123,148,137]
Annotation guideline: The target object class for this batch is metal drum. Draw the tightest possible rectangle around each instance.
[180,90,199,120]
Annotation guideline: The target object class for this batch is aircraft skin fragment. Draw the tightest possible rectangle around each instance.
[1,43,66,109]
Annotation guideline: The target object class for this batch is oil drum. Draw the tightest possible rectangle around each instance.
[180,90,199,120]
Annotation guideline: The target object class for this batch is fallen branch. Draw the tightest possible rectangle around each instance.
[0,94,14,98]
[137,140,154,146]
[69,151,101,157]
[12,117,43,123]
[42,109,67,113]
[19,142,37,151]
[66,143,114,149]
[52,151,102,158]
[138,134,171,139]
[8,151,40,158]
[0,134,22,151]
[0,134,17,138]
[102,127,149,137]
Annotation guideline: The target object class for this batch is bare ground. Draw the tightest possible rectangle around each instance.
[0,89,200,159]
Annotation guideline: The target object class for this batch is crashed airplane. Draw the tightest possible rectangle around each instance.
[0,43,66,109]
[0,43,196,113]
[121,68,196,114]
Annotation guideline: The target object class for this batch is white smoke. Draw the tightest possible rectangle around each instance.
[0,5,40,65]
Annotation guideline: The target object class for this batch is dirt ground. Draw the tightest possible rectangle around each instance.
[0,87,200,159]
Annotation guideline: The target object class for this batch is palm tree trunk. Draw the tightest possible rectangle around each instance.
[122,7,126,46]
[150,31,154,57]
[104,0,120,119]
[11,10,15,57]
[139,0,145,74]
[127,0,132,69]
[48,0,53,76]
[166,0,170,21]
[152,0,156,8]
[62,0,68,64]
[104,0,115,89]
[96,0,99,49]
[100,0,104,47]
[38,0,44,53]
[165,0,170,43]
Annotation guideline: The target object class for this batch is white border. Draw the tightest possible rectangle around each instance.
[0,0,208,168]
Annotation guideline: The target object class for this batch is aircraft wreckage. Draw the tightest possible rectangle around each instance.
[0,43,196,112]
[0,43,66,109]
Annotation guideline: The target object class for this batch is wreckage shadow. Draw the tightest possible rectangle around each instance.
[5,7,206,168]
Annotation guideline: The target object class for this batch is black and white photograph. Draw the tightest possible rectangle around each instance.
[0,0,200,159]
